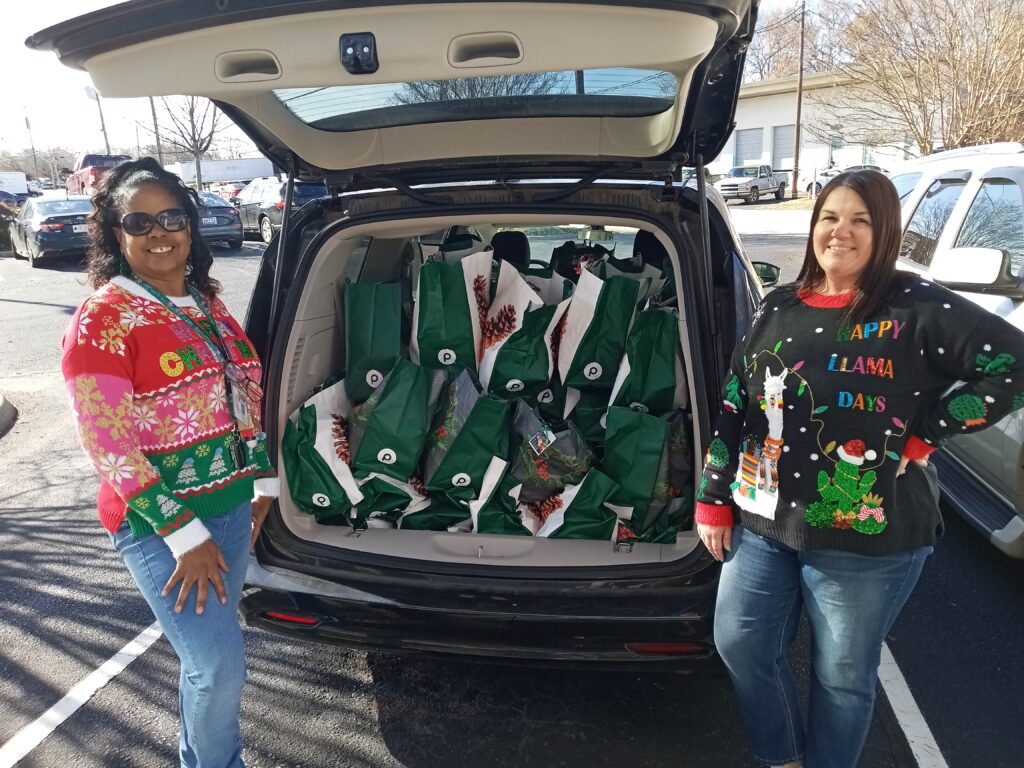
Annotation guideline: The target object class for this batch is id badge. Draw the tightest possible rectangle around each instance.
[228,382,254,432]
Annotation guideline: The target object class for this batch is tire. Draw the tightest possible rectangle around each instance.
[228,238,243,250]
[808,182,822,195]
[746,187,760,204]
[10,235,24,259]
[27,243,38,268]
[775,183,786,201]
[259,216,274,244]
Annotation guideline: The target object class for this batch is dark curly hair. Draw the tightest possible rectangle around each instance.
[86,156,221,297]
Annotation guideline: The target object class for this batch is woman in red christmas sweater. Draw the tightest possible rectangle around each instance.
[696,170,1024,768]
[62,158,277,768]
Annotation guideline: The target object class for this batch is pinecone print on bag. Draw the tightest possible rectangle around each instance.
[409,474,428,497]
[332,413,351,463]
[473,274,491,331]
[550,312,568,361]
[482,304,518,350]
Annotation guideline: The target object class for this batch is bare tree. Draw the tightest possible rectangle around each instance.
[392,72,566,104]
[808,0,1024,155]
[157,96,225,187]
[745,2,854,83]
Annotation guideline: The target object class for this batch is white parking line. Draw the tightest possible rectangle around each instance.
[0,622,162,767]
[878,641,949,768]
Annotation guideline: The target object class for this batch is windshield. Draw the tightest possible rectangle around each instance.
[38,199,92,215]
[727,167,758,178]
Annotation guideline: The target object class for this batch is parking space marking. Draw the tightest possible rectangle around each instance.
[879,641,949,768]
[0,622,162,768]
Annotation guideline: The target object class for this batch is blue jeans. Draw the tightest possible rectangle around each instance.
[714,526,930,768]
[112,502,252,768]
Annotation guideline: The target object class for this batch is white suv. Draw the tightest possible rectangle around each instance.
[889,143,1024,557]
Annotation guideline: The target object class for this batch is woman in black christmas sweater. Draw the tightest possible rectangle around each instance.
[696,169,1024,768]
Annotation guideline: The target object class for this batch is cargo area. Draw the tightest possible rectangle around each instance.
[269,212,706,567]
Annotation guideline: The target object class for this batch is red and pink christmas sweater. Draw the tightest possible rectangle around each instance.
[62,276,277,558]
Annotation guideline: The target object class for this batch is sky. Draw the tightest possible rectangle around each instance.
[1,2,256,163]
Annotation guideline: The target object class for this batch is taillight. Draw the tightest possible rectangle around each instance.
[274,200,285,210]
[39,221,65,232]
[230,208,239,217]
[89,168,100,184]
[625,642,710,657]
[262,610,321,627]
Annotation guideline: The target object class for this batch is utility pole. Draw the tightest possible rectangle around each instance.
[24,113,40,179]
[85,86,112,154]
[790,0,806,199]
[149,97,165,164]
[575,71,585,95]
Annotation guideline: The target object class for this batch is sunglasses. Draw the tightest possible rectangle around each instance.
[119,208,190,236]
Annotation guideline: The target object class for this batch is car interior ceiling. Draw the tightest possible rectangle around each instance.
[272,215,699,565]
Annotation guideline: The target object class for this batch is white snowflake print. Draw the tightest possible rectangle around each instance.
[815,328,823,333]
[943,303,951,309]
[938,347,945,355]
[155,390,179,410]
[985,395,996,403]
[119,308,151,331]
[132,402,160,431]
[171,408,201,440]
[209,379,228,412]
[98,453,133,483]
[128,296,161,315]
[984,344,992,352]
[810,453,819,461]
[77,312,93,340]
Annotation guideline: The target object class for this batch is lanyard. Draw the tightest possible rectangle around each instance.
[128,277,257,452]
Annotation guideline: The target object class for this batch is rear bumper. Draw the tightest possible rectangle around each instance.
[241,557,718,665]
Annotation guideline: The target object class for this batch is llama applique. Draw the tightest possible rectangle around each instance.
[732,366,788,520]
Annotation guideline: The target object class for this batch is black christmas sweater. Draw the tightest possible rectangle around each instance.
[695,277,1024,556]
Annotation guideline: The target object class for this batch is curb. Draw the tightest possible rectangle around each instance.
[0,393,17,438]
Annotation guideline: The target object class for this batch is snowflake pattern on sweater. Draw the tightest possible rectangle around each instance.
[696,279,1024,556]
[62,277,274,556]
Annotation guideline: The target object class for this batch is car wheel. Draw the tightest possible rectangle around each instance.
[228,238,243,250]
[746,187,760,204]
[10,236,24,259]
[775,183,786,201]
[259,216,274,244]
[808,182,822,195]
[27,243,38,268]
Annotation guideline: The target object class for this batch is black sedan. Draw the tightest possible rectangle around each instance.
[197,190,243,250]
[10,196,92,268]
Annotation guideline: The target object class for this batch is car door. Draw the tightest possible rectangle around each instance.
[238,182,260,231]
[13,201,32,253]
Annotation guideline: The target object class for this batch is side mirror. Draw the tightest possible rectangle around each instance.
[751,261,781,287]
[930,247,1024,297]
[229,197,240,206]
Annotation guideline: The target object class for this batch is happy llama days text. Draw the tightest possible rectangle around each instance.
[826,353,894,412]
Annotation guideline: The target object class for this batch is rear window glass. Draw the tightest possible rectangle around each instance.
[890,172,922,203]
[955,178,1024,276]
[198,192,229,206]
[82,155,130,168]
[274,68,676,132]
[899,178,967,267]
[291,183,327,199]
[38,199,92,215]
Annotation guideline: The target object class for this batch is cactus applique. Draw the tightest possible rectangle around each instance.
[805,439,884,532]
[948,393,988,426]
[722,374,743,413]
[976,352,1016,375]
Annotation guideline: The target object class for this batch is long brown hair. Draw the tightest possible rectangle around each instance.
[795,169,905,325]
[86,157,221,298]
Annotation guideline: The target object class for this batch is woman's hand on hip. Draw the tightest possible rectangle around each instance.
[162,540,229,615]
[897,455,929,476]
[251,496,274,550]
[697,523,732,562]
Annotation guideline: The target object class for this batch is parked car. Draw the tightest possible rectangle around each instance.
[196,190,243,250]
[31,0,770,663]
[64,153,131,196]
[0,190,21,209]
[713,164,787,203]
[232,177,328,243]
[887,143,1024,557]
[800,165,888,195]
[9,195,92,268]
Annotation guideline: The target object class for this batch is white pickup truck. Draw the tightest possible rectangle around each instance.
[714,164,788,203]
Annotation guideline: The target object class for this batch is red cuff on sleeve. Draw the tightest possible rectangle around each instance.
[695,501,734,528]
[902,435,936,461]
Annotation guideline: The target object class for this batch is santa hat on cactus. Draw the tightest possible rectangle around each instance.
[836,439,876,466]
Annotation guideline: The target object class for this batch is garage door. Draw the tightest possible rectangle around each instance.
[734,128,763,165]
[772,124,795,172]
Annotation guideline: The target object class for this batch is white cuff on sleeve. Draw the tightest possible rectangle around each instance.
[162,518,212,559]
[253,478,280,499]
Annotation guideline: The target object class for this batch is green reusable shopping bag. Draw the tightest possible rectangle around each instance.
[559,271,643,390]
[398,497,475,531]
[280,379,364,524]
[423,370,511,506]
[568,387,611,450]
[601,407,671,535]
[349,359,446,482]
[483,300,570,400]
[472,472,533,536]
[344,280,402,403]
[411,250,492,372]
[478,261,545,394]
[350,474,430,529]
[589,257,666,304]
[535,469,621,540]
[509,400,594,505]
[521,266,575,305]
[608,308,686,417]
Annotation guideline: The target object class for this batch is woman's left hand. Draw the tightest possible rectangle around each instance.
[897,455,929,476]
[251,496,274,550]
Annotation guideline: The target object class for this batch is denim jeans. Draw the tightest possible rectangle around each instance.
[112,502,252,768]
[714,526,930,768]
